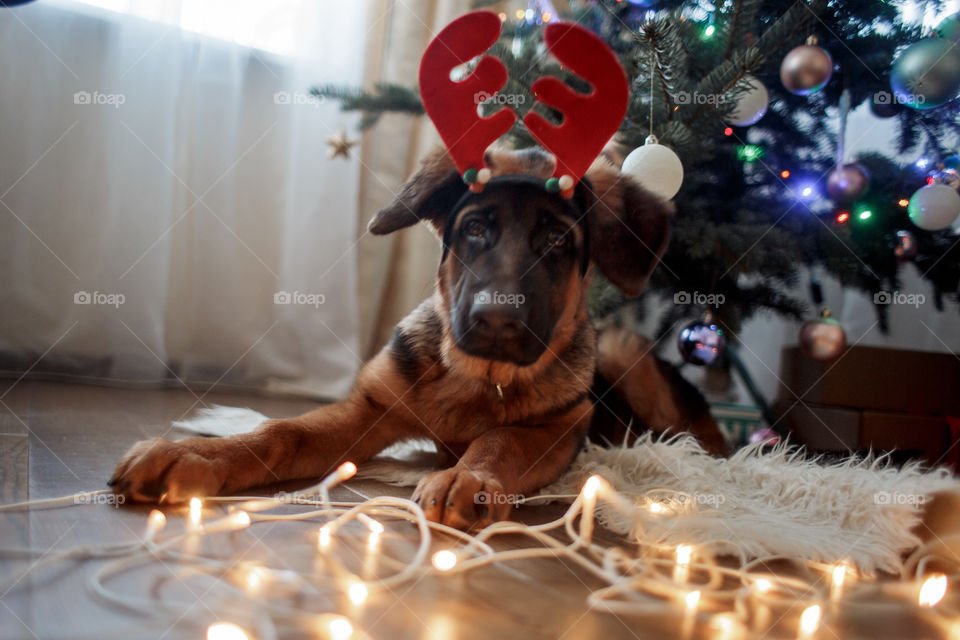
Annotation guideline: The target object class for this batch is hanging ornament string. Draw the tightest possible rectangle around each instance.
[827,88,869,205]
[650,39,656,139]
[836,88,850,170]
[621,35,685,200]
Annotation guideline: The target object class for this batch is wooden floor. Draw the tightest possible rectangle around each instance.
[0,380,950,639]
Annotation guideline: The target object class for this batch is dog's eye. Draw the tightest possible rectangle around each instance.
[464,219,486,238]
[546,228,569,249]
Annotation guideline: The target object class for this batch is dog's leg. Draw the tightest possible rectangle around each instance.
[595,326,729,456]
[413,400,592,529]
[110,354,417,503]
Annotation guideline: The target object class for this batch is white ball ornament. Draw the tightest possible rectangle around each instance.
[908,183,960,231]
[727,75,769,127]
[621,135,684,200]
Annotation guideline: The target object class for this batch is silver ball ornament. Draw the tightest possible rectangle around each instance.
[908,183,960,231]
[826,164,870,204]
[890,38,960,109]
[677,320,726,366]
[727,75,769,127]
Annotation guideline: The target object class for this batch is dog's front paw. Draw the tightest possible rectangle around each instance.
[412,467,514,530]
[108,438,223,503]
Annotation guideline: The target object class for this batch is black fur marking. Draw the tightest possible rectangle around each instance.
[587,371,642,446]
[363,393,386,411]
[389,328,422,384]
[540,389,591,422]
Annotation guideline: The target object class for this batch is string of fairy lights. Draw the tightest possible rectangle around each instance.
[1,463,958,639]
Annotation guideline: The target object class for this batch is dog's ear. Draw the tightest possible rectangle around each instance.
[581,159,673,297]
[368,147,468,235]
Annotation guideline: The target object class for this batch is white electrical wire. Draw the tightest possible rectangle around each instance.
[2,470,958,640]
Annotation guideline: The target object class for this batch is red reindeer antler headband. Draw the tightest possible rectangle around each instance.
[419,11,629,199]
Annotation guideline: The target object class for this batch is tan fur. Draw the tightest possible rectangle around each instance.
[110,146,723,530]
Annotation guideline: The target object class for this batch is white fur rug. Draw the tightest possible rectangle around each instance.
[175,406,959,574]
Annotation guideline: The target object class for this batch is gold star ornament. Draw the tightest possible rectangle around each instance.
[326,129,358,159]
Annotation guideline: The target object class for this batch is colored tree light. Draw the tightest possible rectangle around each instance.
[837,211,850,223]
[736,144,764,163]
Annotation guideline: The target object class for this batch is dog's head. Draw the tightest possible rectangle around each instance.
[369,147,672,368]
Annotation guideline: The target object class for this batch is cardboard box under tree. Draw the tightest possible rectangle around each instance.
[776,346,960,465]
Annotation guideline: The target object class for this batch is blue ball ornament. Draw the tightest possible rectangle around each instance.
[891,38,960,109]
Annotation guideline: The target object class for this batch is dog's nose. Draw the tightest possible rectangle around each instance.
[469,295,524,337]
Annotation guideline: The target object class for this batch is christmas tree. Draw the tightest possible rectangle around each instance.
[315,0,960,349]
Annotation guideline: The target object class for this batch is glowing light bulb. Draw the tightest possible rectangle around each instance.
[145,509,166,540]
[189,497,202,525]
[318,525,332,550]
[781,170,791,179]
[368,530,381,550]
[245,566,262,591]
[802,187,814,197]
[582,475,602,500]
[832,564,846,589]
[348,581,368,605]
[799,604,821,638]
[919,573,947,607]
[328,617,353,640]
[358,513,383,534]
[432,550,457,571]
[542,11,552,22]
[704,24,716,38]
[754,578,773,593]
[206,622,249,640]
[712,613,739,640]
[648,501,665,514]
[515,9,525,19]
[685,590,701,610]
[676,545,693,566]
[899,198,910,207]
[320,462,358,491]
[231,511,251,529]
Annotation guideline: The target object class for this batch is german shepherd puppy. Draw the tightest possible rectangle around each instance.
[109,147,727,529]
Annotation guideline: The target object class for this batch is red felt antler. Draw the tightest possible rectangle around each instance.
[418,12,516,186]
[524,22,629,197]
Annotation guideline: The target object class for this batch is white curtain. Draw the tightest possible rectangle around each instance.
[0,0,376,398]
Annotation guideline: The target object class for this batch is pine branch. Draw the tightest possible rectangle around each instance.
[722,0,764,60]
[310,83,423,130]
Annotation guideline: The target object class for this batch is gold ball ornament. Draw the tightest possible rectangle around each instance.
[780,37,834,96]
[798,310,847,361]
